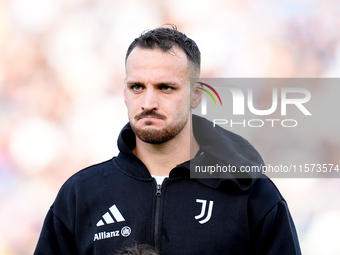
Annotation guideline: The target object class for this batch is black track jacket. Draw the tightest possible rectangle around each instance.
[34,115,301,255]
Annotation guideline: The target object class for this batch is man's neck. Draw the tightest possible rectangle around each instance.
[132,129,200,176]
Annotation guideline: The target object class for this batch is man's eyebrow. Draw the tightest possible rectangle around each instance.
[155,82,179,86]
[126,81,143,86]
[126,81,180,86]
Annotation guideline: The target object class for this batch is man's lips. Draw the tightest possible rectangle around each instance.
[138,116,163,122]
[139,116,162,120]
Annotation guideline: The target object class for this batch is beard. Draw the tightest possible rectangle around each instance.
[130,110,189,144]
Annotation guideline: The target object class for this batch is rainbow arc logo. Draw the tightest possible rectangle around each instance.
[197,82,223,106]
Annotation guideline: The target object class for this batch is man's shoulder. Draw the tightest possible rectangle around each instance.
[70,158,115,180]
[249,176,284,202]
[57,158,119,194]
[247,176,285,217]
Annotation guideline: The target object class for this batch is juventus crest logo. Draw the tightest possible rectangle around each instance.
[195,199,214,224]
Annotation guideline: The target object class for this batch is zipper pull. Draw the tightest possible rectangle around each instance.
[156,184,162,197]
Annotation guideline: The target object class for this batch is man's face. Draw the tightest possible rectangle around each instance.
[124,47,193,144]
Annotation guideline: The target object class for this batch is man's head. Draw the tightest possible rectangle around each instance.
[124,25,202,144]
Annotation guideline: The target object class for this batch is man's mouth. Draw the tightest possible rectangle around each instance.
[139,116,162,121]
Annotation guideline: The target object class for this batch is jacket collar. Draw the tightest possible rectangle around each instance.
[115,115,264,191]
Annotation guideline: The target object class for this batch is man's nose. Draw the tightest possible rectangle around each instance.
[141,89,158,111]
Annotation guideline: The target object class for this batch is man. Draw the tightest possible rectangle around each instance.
[34,25,301,254]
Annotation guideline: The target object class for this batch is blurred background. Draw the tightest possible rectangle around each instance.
[0,0,340,254]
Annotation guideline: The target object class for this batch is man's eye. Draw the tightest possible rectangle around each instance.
[160,85,173,91]
[131,85,143,91]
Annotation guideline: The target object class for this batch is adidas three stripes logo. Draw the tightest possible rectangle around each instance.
[96,204,125,227]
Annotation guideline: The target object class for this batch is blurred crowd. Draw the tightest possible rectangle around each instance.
[0,0,340,254]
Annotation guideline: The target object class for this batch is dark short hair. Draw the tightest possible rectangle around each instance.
[125,24,201,76]
[114,244,157,255]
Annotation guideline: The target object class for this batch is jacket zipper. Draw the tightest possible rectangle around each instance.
[154,183,162,254]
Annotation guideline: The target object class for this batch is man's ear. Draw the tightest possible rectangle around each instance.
[123,78,127,105]
[191,82,203,109]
